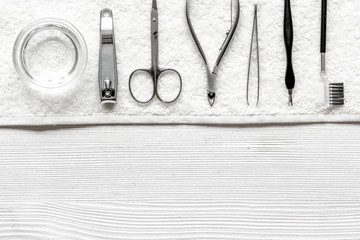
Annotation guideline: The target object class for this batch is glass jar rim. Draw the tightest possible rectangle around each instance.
[13,18,88,93]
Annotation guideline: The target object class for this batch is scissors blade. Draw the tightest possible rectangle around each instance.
[151,0,159,72]
[152,0,157,10]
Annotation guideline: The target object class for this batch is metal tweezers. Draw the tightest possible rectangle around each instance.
[186,0,240,107]
[247,1,260,106]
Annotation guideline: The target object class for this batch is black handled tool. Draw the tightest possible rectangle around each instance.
[284,0,295,106]
[321,0,327,72]
[321,1,344,106]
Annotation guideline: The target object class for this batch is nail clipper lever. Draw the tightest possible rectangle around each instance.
[99,9,118,104]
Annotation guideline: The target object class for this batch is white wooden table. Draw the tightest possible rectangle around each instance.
[1,124,359,239]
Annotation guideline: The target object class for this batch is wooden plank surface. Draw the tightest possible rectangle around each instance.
[0,125,360,239]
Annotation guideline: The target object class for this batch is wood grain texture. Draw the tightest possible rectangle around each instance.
[0,125,360,239]
[1,201,360,239]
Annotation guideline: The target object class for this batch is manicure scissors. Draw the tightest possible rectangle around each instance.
[129,0,182,104]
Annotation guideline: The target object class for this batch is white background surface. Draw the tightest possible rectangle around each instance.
[1,0,360,239]
[1,124,360,239]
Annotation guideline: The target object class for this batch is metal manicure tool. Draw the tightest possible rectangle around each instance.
[246,0,260,106]
[284,0,295,106]
[186,0,240,107]
[99,9,118,104]
[129,0,182,104]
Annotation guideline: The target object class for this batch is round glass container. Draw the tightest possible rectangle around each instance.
[13,18,88,93]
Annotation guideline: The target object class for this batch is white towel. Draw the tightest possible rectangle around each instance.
[0,0,359,126]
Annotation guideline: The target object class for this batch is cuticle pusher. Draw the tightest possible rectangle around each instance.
[284,0,295,106]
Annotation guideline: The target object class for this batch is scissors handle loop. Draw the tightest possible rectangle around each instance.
[157,69,183,104]
[129,68,182,104]
[129,69,156,104]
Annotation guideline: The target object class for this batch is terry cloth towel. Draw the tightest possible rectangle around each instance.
[0,0,359,126]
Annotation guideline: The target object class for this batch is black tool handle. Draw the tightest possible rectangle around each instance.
[284,0,295,91]
[321,0,327,53]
